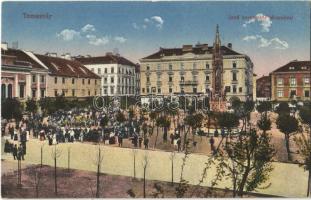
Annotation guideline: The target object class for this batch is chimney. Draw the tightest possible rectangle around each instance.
[227,43,232,49]
[182,45,192,52]
[46,52,57,57]
[64,53,71,60]
[1,42,8,50]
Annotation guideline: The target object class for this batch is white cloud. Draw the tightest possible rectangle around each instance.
[132,22,140,30]
[243,13,272,32]
[114,36,127,43]
[151,16,164,29]
[243,35,288,49]
[86,34,109,46]
[81,24,96,33]
[56,29,80,41]
[133,16,164,30]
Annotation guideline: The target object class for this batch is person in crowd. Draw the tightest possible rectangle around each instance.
[18,144,24,160]
[138,136,143,148]
[209,136,215,154]
[177,138,181,152]
[118,134,123,147]
[144,136,149,149]
[12,144,18,160]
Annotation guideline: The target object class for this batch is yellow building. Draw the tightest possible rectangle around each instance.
[140,25,254,101]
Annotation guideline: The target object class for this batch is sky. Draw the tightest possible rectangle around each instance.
[2,1,310,76]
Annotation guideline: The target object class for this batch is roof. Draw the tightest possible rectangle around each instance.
[1,48,100,79]
[256,75,271,83]
[141,45,242,60]
[75,54,136,67]
[34,54,100,78]
[1,48,45,70]
[273,60,311,73]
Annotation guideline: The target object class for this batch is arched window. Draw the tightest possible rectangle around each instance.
[1,84,6,99]
[7,84,12,98]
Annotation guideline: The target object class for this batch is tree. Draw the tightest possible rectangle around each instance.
[170,151,176,186]
[51,145,62,196]
[257,114,271,135]
[256,101,272,114]
[132,149,138,180]
[1,98,23,121]
[149,111,158,136]
[216,112,239,149]
[183,113,204,149]
[276,114,298,161]
[295,105,311,196]
[142,153,149,198]
[26,98,38,116]
[116,111,126,124]
[218,129,276,197]
[276,102,290,115]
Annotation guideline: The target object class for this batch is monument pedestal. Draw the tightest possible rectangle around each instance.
[210,100,227,112]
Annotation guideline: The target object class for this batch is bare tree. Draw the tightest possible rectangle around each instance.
[169,151,176,186]
[132,149,138,180]
[51,144,62,196]
[28,166,42,198]
[142,153,149,198]
[92,144,104,198]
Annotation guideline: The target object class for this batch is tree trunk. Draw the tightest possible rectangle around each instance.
[171,159,174,186]
[183,127,190,151]
[96,149,101,198]
[154,126,159,148]
[54,156,57,196]
[133,154,136,179]
[143,168,146,198]
[285,134,291,161]
[308,169,311,197]
[238,168,251,197]
[40,147,43,168]
[67,148,70,172]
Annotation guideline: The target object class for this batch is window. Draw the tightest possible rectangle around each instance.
[206,63,210,69]
[169,76,173,82]
[146,66,150,71]
[233,85,237,93]
[32,75,36,83]
[277,90,283,97]
[72,78,75,84]
[118,77,120,83]
[193,87,197,93]
[62,77,65,84]
[147,88,150,93]
[305,90,310,97]
[157,88,161,94]
[111,77,114,83]
[157,64,161,71]
[181,76,184,82]
[40,75,45,83]
[32,89,36,97]
[104,68,107,73]
[169,88,173,93]
[98,68,101,74]
[169,64,172,71]
[82,79,85,84]
[206,75,209,81]
[111,68,114,73]
[233,62,237,68]
[95,90,97,96]
[88,90,91,96]
[290,90,296,97]
[19,84,25,98]
[54,77,57,84]
[40,89,45,98]
[147,77,150,82]
[180,63,184,70]
[181,87,184,93]
[72,89,75,97]
[62,90,65,96]
[54,90,57,97]
[277,78,283,86]
[142,88,145,93]
[95,80,97,85]
[304,77,310,84]
[232,72,237,81]
[225,86,231,93]
[290,77,296,86]
[110,86,114,94]
[81,89,85,96]
[104,88,107,94]
[239,87,242,93]
[88,79,90,84]
[104,77,107,84]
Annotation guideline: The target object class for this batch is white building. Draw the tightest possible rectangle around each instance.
[75,53,137,96]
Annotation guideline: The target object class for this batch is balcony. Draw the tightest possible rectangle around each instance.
[179,80,198,86]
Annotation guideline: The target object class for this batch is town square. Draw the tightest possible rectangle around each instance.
[1,1,311,198]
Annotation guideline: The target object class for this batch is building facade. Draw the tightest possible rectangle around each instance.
[1,44,101,99]
[271,60,310,101]
[75,53,137,96]
[256,75,271,100]
[139,25,254,101]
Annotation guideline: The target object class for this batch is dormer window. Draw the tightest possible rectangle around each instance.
[289,66,295,70]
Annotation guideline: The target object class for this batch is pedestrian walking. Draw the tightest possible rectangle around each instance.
[144,137,149,149]
[12,144,18,160]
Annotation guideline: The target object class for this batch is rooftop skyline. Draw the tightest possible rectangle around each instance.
[2,1,310,76]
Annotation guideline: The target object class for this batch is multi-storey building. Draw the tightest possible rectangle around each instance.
[1,44,101,99]
[139,25,254,102]
[1,43,49,100]
[75,53,137,96]
[271,60,310,101]
[135,64,141,95]
[256,75,271,100]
